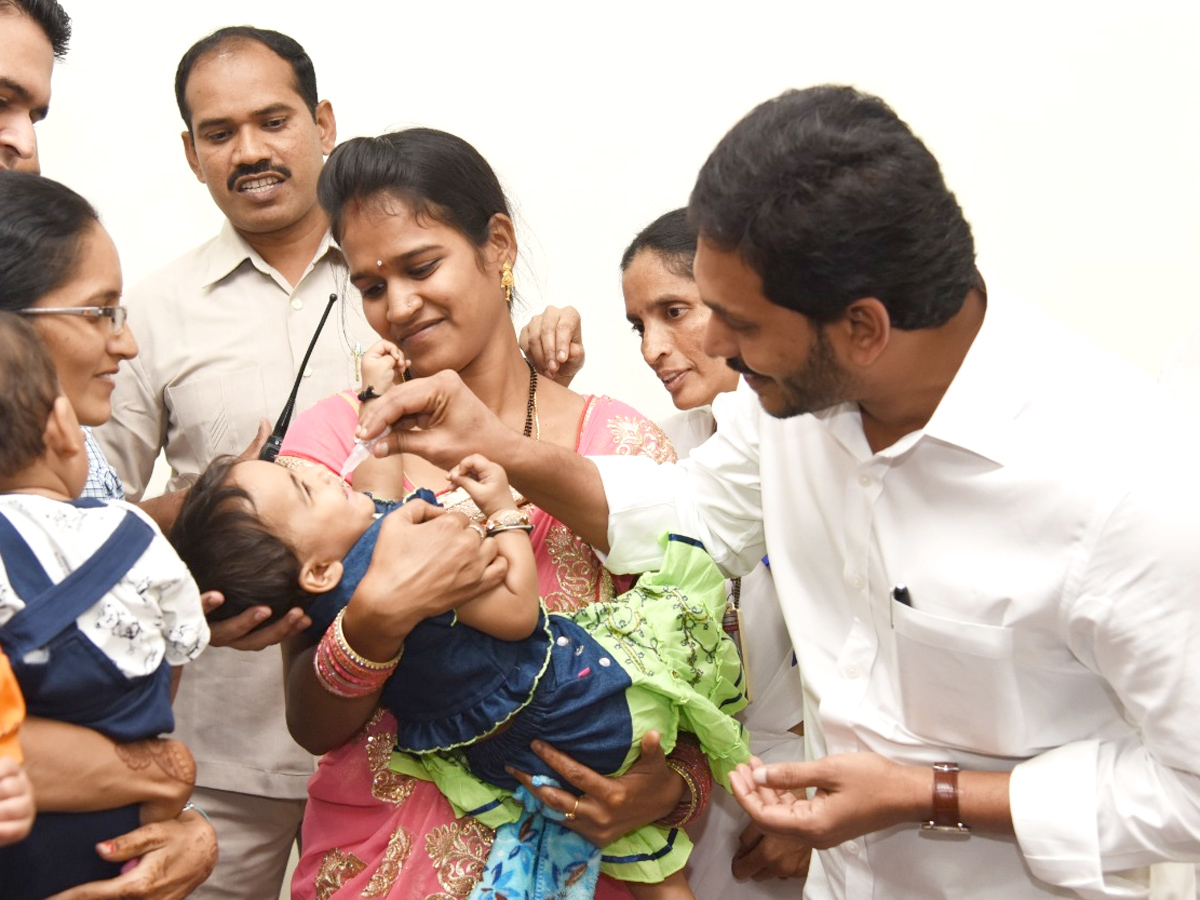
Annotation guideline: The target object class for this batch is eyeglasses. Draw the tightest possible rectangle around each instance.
[19,305,128,335]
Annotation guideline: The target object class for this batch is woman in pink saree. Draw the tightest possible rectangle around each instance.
[278,129,688,900]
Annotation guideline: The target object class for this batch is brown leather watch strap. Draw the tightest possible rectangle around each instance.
[922,762,971,833]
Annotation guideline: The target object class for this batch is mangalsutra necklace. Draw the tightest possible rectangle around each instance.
[523,358,540,440]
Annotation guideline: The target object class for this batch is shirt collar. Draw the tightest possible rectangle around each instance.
[200,219,342,289]
[813,294,1035,467]
[918,293,1037,467]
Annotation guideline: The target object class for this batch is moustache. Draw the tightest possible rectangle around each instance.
[227,160,293,193]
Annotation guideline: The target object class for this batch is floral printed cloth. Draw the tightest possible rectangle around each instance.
[470,777,599,900]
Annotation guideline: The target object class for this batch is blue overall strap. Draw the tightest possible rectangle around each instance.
[0,498,115,598]
[0,511,53,596]
[0,509,155,656]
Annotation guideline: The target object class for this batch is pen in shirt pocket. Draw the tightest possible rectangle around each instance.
[890,583,912,627]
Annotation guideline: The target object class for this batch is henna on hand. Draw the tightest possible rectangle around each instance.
[115,740,194,786]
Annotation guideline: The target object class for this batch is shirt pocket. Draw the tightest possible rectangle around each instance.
[891,600,1025,756]
[166,368,268,464]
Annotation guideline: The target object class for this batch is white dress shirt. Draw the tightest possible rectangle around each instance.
[96,221,378,799]
[1151,320,1200,900]
[594,296,1200,899]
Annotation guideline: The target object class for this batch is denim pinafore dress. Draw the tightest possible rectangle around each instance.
[0,500,173,900]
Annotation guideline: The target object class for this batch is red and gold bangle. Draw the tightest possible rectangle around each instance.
[314,639,391,698]
[312,648,360,699]
[334,608,403,669]
[654,734,713,828]
[660,759,699,825]
[312,610,402,699]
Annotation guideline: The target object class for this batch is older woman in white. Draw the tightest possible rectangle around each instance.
[523,207,809,896]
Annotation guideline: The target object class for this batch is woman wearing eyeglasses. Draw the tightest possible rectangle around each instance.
[0,170,136,502]
[0,169,217,900]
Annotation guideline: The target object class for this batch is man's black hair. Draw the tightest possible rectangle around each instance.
[620,208,697,280]
[689,85,978,330]
[1,0,71,58]
[175,26,318,132]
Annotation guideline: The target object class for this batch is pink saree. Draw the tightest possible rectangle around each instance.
[280,393,675,900]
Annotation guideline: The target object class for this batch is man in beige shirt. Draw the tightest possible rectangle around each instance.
[97,26,378,900]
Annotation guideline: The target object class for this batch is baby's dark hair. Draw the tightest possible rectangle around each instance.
[0,312,60,479]
[169,456,311,626]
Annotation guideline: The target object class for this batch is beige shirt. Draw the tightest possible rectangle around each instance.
[97,220,379,798]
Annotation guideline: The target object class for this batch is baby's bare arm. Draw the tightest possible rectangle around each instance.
[360,340,404,395]
[351,453,407,501]
[447,455,540,641]
[352,342,409,499]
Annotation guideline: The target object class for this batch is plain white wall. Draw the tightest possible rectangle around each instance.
[36,0,1200,429]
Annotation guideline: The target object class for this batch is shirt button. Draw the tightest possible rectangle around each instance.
[858,474,871,487]
[556,636,570,647]
[850,574,864,591]
[845,840,861,856]
[598,657,611,667]
[844,665,860,680]
[302,366,314,378]
[290,297,304,310]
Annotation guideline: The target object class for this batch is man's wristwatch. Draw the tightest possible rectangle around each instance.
[921,762,971,833]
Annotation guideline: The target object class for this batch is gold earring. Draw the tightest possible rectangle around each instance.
[500,262,514,305]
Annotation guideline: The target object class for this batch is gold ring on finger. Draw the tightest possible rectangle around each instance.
[564,795,581,821]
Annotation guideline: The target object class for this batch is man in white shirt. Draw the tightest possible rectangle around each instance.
[96,26,379,900]
[354,85,1200,898]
